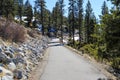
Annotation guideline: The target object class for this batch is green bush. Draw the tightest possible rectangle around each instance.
[67,39,73,46]
[82,44,99,60]
[112,58,120,70]
[74,41,79,49]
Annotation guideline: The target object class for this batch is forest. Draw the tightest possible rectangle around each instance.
[0,0,120,77]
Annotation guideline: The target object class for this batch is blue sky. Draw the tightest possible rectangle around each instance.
[26,0,113,18]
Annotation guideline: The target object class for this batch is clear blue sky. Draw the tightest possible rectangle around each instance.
[25,0,113,18]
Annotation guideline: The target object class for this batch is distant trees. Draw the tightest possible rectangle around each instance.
[77,0,83,43]
[52,2,61,30]
[15,0,24,24]
[0,0,4,15]
[84,0,96,43]
[58,0,64,42]
[43,9,51,30]
[101,1,109,15]
[51,0,67,38]
[35,0,46,35]
[68,0,76,45]
[0,0,15,19]
[68,11,72,39]
[24,0,33,27]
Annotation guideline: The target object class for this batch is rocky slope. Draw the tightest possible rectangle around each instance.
[0,30,48,80]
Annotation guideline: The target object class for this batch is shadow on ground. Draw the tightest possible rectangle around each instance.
[48,42,64,47]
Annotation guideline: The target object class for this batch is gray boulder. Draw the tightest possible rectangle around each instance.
[13,69,23,79]
[4,51,14,58]
[0,52,8,64]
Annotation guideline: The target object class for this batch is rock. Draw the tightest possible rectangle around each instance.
[18,46,23,51]
[19,52,25,57]
[13,70,23,79]
[13,57,25,65]
[7,62,16,71]
[10,47,18,52]
[2,75,13,80]
[8,46,15,53]
[0,52,8,63]
[107,67,114,73]
[17,63,24,69]
[0,46,3,53]
[0,66,13,79]
[0,69,4,76]
[0,63,4,67]
[5,59,12,64]
[0,36,49,79]
[22,75,28,80]
[4,51,14,58]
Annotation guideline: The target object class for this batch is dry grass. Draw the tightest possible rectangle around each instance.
[27,28,41,38]
[0,19,26,42]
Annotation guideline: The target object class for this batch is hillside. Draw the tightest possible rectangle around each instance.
[0,18,48,80]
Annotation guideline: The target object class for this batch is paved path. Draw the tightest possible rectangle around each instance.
[40,39,107,80]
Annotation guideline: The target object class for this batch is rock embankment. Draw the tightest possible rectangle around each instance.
[0,36,48,80]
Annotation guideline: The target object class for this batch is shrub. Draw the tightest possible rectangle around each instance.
[27,29,35,38]
[27,28,41,38]
[82,44,99,60]
[112,58,120,70]
[0,21,26,42]
[67,39,74,46]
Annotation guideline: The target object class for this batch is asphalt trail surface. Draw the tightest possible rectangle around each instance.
[40,39,107,80]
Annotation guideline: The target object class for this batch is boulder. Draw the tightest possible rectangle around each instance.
[17,63,24,69]
[2,75,13,80]
[0,66,13,80]
[13,56,25,66]
[13,69,23,79]
[18,52,25,57]
[0,52,8,63]
[7,62,16,71]
[4,51,14,58]
[8,46,15,53]
[0,46,3,53]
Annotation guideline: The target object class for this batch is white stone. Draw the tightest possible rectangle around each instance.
[1,75,13,80]
[0,67,13,79]
[7,62,16,71]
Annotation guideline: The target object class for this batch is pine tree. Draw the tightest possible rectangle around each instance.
[102,1,109,15]
[35,0,46,35]
[99,0,120,70]
[84,0,94,43]
[1,0,15,19]
[68,0,76,45]
[24,0,33,27]
[0,0,4,15]
[43,9,51,31]
[58,0,65,42]
[14,0,24,23]
[18,0,24,23]
[68,11,72,39]
[77,0,83,43]
[33,7,37,28]
[52,2,61,30]
[108,0,120,8]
